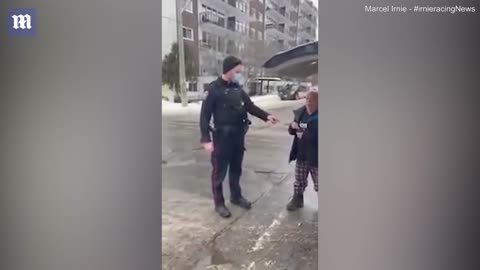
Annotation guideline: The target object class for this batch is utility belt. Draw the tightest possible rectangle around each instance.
[209,119,251,136]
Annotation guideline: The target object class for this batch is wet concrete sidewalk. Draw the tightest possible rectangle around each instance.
[191,172,318,270]
[162,101,317,269]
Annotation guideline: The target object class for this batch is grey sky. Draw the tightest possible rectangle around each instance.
[162,0,177,56]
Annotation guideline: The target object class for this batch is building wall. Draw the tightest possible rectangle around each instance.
[249,0,265,40]
[297,0,317,43]
[196,0,256,91]
[182,1,200,78]
[180,0,318,93]
[264,0,300,49]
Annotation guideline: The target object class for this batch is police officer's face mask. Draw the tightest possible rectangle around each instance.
[233,73,244,85]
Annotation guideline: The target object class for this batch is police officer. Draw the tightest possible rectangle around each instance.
[200,56,279,218]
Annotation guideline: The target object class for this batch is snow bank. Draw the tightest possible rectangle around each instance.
[162,100,202,116]
[250,94,280,103]
[162,94,297,116]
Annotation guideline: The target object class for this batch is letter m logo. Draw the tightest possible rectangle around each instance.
[12,14,32,29]
[8,8,37,37]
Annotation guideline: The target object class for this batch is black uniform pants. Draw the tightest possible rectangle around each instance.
[210,126,246,206]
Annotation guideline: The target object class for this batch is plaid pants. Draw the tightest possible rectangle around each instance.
[294,161,318,194]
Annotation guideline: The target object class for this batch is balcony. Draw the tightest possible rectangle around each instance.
[265,23,293,42]
[300,0,316,10]
[200,11,225,27]
[199,40,227,60]
[299,16,316,29]
[297,28,316,41]
[227,17,248,38]
[200,12,246,40]
[302,27,315,36]
[266,40,287,52]
[202,0,251,22]
[265,5,290,24]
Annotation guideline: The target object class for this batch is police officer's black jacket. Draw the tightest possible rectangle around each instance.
[200,77,270,143]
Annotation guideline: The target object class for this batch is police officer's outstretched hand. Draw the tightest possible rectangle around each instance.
[267,115,280,124]
[202,142,214,154]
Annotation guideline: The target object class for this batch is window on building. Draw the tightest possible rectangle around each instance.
[183,27,194,41]
[201,35,209,48]
[236,1,248,13]
[243,2,248,13]
[226,40,236,54]
[218,37,224,52]
[209,33,217,51]
[188,82,197,92]
[184,0,193,13]
[234,21,248,34]
[201,31,219,50]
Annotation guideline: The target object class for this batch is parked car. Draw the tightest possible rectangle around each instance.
[278,84,308,100]
[246,77,283,96]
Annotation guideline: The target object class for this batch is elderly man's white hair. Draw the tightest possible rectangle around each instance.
[306,89,318,98]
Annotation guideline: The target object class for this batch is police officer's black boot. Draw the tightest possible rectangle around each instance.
[286,193,304,211]
[215,204,231,218]
[230,197,252,210]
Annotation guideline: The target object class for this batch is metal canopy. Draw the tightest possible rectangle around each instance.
[263,41,318,79]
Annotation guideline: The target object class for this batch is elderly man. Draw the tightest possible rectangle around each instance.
[286,90,318,211]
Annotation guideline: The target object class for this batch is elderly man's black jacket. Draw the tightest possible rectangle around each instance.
[288,106,318,167]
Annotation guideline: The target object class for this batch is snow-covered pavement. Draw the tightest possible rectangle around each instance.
[162,95,300,116]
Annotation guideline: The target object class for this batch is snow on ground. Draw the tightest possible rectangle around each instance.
[162,94,296,116]
[162,100,202,116]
